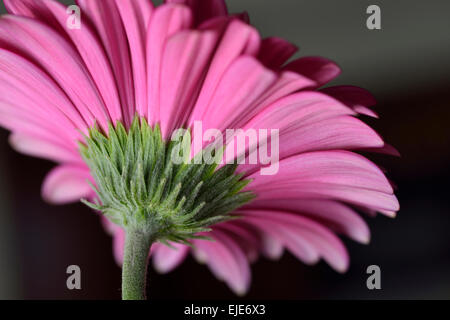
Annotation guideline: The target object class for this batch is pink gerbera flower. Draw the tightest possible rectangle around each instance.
[0,0,399,299]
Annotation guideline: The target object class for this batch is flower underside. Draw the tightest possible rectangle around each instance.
[80,117,255,245]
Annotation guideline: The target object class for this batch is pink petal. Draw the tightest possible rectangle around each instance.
[239,113,384,175]
[353,106,379,118]
[321,85,378,118]
[249,151,393,194]
[4,0,61,29]
[0,106,62,148]
[159,30,219,139]
[252,182,399,213]
[6,0,124,126]
[0,76,80,146]
[0,49,87,137]
[78,0,135,126]
[152,243,189,273]
[242,215,320,265]
[46,0,123,125]
[285,56,341,88]
[243,91,354,131]
[42,164,92,204]
[0,16,109,129]
[276,116,384,156]
[245,199,370,244]
[9,133,81,164]
[243,210,349,272]
[166,0,228,25]
[188,19,260,126]
[260,232,284,260]
[362,143,401,157]
[100,215,117,236]
[0,92,79,155]
[200,56,276,132]
[193,230,251,295]
[258,37,298,69]
[229,71,317,130]
[147,4,193,126]
[115,0,154,117]
[216,222,261,262]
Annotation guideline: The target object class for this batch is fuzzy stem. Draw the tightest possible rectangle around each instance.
[122,228,153,300]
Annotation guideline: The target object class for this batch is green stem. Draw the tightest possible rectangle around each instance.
[122,228,153,300]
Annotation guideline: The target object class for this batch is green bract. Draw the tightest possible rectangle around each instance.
[79,117,255,245]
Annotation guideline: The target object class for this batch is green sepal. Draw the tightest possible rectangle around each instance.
[79,117,255,245]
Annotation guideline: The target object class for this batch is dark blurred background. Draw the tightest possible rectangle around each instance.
[0,0,449,299]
